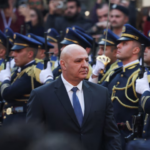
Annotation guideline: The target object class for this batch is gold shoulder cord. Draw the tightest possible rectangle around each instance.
[111,69,140,109]
[99,61,119,84]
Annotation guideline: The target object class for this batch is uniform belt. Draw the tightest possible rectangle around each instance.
[5,106,26,115]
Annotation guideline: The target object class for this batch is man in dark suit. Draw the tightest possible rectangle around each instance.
[26,44,121,150]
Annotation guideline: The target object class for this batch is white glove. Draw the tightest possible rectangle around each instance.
[40,61,53,84]
[0,62,11,82]
[136,72,150,94]
[92,59,105,76]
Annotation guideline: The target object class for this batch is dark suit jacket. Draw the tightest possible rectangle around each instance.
[26,77,121,150]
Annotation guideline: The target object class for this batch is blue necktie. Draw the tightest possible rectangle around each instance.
[71,87,83,126]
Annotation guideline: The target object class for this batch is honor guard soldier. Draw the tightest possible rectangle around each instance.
[53,27,92,79]
[101,24,150,149]
[27,33,54,61]
[136,33,150,140]
[74,28,98,61]
[0,30,13,126]
[47,28,60,70]
[136,72,150,140]
[89,29,122,84]
[0,33,44,126]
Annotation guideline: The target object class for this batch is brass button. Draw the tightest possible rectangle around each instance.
[3,116,6,119]
[144,123,147,125]
[121,74,123,77]
[143,130,146,133]
[5,102,8,105]
[117,82,120,85]
[145,139,147,141]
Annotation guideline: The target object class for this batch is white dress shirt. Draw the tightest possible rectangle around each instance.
[61,74,85,115]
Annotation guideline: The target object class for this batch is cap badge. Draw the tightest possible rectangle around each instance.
[48,29,51,33]
[122,26,126,33]
[66,28,69,34]
[14,34,16,39]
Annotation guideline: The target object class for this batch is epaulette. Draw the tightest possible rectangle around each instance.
[35,58,44,64]
[145,67,150,83]
[0,59,4,65]
[85,64,92,79]
[99,60,123,84]
[0,59,4,71]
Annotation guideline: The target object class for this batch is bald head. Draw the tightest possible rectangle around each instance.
[60,44,87,61]
[60,44,89,85]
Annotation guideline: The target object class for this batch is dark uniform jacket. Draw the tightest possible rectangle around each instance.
[140,68,150,140]
[26,77,122,150]
[0,61,42,125]
[102,61,141,149]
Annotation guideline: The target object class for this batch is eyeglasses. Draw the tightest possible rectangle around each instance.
[29,2,42,6]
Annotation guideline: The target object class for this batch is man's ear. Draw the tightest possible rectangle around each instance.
[28,50,34,59]
[0,49,6,58]
[60,60,67,70]
[133,47,140,55]
[124,16,129,24]
[113,49,117,57]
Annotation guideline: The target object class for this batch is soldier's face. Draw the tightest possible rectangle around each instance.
[49,42,59,56]
[97,45,116,61]
[116,41,134,61]
[144,47,150,66]
[12,48,34,67]
[36,49,45,60]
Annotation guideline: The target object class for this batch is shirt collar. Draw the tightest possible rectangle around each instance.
[123,60,139,68]
[61,74,83,92]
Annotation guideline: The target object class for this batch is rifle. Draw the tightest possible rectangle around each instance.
[4,36,10,69]
[25,24,28,35]
[91,38,96,66]
[20,25,24,34]
[44,32,49,69]
[57,30,63,61]
[139,44,145,78]
[125,44,145,142]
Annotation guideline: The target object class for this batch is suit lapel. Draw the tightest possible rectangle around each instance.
[54,77,80,127]
[82,81,93,127]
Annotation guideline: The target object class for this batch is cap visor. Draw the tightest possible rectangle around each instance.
[11,45,26,51]
[61,39,75,45]
[118,37,134,41]
[98,40,114,46]
[47,38,57,43]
